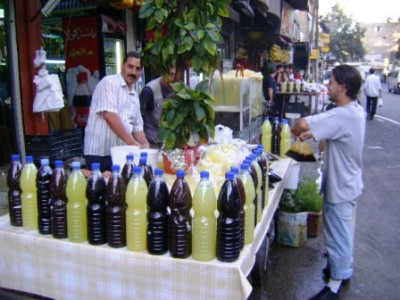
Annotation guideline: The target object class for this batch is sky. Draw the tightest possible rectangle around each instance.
[319,0,400,24]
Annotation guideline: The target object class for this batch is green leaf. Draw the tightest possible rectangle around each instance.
[155,10,166,23]
[184,36,194,51]
[207,30,221,42]
[155,0,164,9]
[139,3,155,19]
[205,23,215,29]
[184,23,196,31]
[165,109,176,123]
[194,102,205,121]
[217,6,229,18]
[165,133,176,150]
[197,29,205,40]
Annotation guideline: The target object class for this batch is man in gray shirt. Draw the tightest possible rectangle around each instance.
[292,65,365,300]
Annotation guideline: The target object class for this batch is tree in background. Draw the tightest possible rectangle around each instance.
[321,4,366,63]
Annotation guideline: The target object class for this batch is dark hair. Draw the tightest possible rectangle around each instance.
[123,51,141,63]
[369,68,375,74]
[332,65,362,100]
[263,62,276,75]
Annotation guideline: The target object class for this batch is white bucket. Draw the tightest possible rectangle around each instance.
[285,161,300,190]
[110,146,159,170]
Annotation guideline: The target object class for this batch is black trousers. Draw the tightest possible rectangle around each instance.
[366,96,378,120]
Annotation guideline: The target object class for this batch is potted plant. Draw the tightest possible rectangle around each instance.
[295,178,323,237]
[277,189,308,247]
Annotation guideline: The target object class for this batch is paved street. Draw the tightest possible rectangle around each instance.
[251,83,400,299]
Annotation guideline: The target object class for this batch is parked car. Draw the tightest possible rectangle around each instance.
[387,69,400,93]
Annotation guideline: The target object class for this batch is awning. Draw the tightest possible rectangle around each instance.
[285,0,309,12]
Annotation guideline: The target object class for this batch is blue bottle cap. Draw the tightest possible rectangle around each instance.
[133,166,142,174]
[126,154,134,161]
[154,168,163,176]
[71,161,81,169]
[112,164,120,173]
[225,172,234,180]
[91,163,100,171]
[200,171,209,179]
[264,116,270,121]
[140,152,148,158]
[40,158,49,166]
[54,160,63,168]
[240,163,249,171]
[11,154,20,161]
[139,157,147,165]
[176,170,185,178]
[230,166,239,175]
[25,156,33,164]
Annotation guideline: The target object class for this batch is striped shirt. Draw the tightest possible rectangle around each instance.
[84,73,143,156]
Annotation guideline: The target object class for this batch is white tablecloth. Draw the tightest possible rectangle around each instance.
[0,159,293,300]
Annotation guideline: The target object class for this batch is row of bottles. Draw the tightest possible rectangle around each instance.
[262,116,292,157]
[6,146,270,263]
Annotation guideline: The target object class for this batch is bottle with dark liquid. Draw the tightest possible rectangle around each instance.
[254,146,269,210]
[37,158,53,234]
[147,168,169,255]
[86,162,107,245]
[50,160,68,239]
[271,117,281,155]
[7,154,23,226]
[216,171,241,262]
[168,169,192,258]
[139,156,153,187]
[140,152,153,175]
[230,166,245,250]
[121,154,135,184]
[73,72,92,129]
[106,164,127,248]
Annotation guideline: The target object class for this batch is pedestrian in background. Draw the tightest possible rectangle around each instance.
[140,65,180,148]
[84,51,150,172]
[291,65,365,300]
[364,68,382,120]
[262,62,277,117]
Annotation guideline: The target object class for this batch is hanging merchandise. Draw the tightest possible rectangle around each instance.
[32,48,64,113]
[109,0,134,9]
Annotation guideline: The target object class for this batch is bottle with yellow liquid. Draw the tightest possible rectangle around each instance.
[126,166,148,251]
[261,117,272,153]
[280,118,292,158]
[239,163,255,245]
[192,170,216,261]
[66,161,88,243]
[20,155,38,231]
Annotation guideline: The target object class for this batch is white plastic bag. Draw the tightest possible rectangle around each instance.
[378,98,383,107]
[33,68,64,113]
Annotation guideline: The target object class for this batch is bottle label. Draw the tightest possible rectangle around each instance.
[74,107,90,127]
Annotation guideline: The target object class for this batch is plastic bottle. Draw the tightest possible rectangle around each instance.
[121,154,135,184]
[239,163,255,245]
[66,161,88,243]
[230,166,245,250]
[50,160,68,239]
[106,164,127,248]
[271,117,281,155]
[168,169,192,258]
[147,168,169,255]
[126,166,148,251]
[139,156,153,188]
[255,146,269,210]
[20,155,38,231]
[192,170,217,261]
[73,72,92,128]
[7,154,23,226]
[86,162,107,245]
[261,117,272,153]
[216,172,241,262]
[280,118,292,158]
[244,157,259,226]
[36,158,53,234]
[246,155,262,225]
[140,152,154,175]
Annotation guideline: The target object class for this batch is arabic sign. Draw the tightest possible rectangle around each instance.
[63,16,99,73]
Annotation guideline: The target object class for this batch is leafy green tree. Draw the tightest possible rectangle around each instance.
[321,4,366,62]
[139,0,230,76]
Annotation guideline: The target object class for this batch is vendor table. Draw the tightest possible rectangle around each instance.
[0,159,294,300]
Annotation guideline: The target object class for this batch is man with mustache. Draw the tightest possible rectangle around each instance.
[84,51,149,172]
